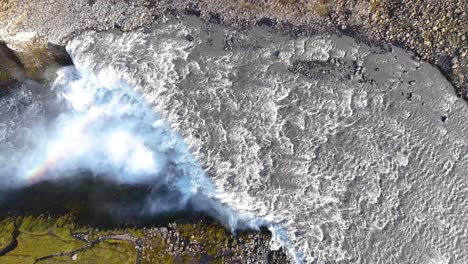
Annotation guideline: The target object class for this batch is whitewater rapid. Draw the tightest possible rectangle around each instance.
[1,15,467,263]
[0,61,280,229]
[63,16,468,264]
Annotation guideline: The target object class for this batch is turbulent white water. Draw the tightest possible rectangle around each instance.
[1,15,468,263]
[62,16,468,264]
[0,62,274,234]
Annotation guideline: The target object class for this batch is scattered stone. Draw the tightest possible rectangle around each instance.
[185,34,194,42]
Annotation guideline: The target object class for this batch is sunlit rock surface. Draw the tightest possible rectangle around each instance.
[60,16,468,263]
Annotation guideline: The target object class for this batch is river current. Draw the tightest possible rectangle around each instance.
[1,15,467,263]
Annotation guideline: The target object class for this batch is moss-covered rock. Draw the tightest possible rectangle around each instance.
[0,38,72,87]
[13,42,72,81]
[0,69,12,86]
[0,214,290,263]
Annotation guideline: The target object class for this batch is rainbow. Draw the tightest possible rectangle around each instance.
[24,154,63,183]
[23,107,102,183]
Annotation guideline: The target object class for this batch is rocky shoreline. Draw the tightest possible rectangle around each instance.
[1,0,466,98]
[0,214,289,263]
[0,177,292,263]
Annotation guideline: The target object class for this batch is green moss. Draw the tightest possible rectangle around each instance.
[177,220,228,245]
[0,255,35,264]
[128,228,144,238]
[74,240,136,264]
[0,218,15,248]
[6,215,85,259]
[0,70,11,83]
[18,215,56,234]
[10,232,85,258]
[0,215,136,263]
[1,215,279,264]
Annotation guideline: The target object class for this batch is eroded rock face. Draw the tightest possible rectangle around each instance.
[66,16,468,263]
[0,45,19,87]
[0,0,73,83]
[0,40,72,83]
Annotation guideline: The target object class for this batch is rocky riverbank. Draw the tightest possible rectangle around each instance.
[0,177,291,263]
[0,214,288,263]
[0,0,466,98]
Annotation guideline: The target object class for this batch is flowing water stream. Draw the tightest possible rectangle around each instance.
[1,15,467,263]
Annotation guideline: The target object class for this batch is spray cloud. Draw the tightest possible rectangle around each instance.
[0,64,269,232]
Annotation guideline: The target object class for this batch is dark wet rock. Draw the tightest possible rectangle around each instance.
[185,34,194,42]
[0,42,25,83]
[256,17,275,27]
[46,43,73,66]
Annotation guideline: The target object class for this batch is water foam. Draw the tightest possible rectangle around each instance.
[0,63,297,261]
[61,16,468,264]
